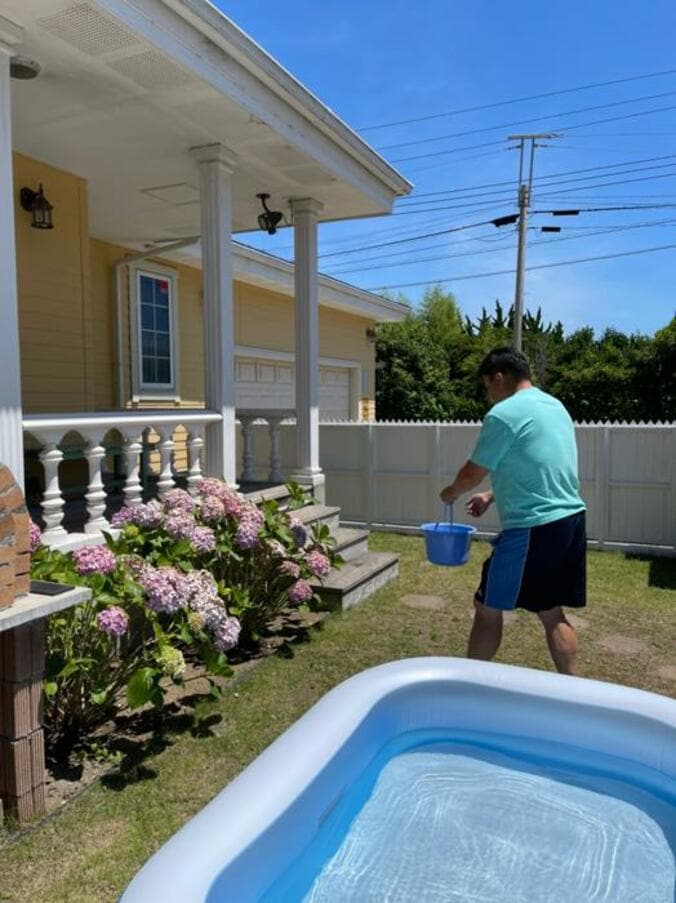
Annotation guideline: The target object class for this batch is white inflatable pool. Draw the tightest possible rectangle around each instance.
[122,658,676,902]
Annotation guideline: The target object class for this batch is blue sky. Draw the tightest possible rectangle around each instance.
[220,0,676,335]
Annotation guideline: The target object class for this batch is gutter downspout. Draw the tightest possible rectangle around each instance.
[113,238,200,408]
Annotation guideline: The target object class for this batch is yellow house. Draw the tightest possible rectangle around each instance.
[0,0,411,547]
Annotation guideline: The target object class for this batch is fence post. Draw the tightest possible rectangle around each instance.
[595,426,611,549]
[366,422,375,529]
[428,423,441,521]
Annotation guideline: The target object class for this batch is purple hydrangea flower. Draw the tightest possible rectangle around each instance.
[289,516,307,548]
[139,565,191,614]
[72,545,117,576]
[188,526,216,553]
[288,579,313,604]
[131,500,164,529]
[96,606,129,638]
[199,495,226,525]
[221,492,246,519]
[29,521,42,553]
[306,550,331,578]
[164,488,195,514]
[278,560,301,580]
[165,512,196,540]
[234,507,264,550]
[213,616,241,652]
[111,506,135,528]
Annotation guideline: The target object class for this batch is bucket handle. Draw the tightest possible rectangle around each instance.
[437,503,453,530]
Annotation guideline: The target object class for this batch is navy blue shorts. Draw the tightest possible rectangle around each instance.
[475,511,587,612]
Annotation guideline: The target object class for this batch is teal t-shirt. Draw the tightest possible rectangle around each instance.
[470,387,585,529]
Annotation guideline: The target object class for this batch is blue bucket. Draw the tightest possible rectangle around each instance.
[421,520,476,566]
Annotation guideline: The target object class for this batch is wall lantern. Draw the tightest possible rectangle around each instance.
[366,327,377,343]
[256,193,283,235]
[20,184,54,230]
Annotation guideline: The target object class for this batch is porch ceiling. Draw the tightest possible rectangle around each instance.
[6,0,411,246]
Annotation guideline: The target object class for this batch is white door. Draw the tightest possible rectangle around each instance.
[235,357,352,419]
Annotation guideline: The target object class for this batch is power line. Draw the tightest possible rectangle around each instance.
[357,67,676,131]
[326,218,676,276]
[369,242,676,290]
[390,102,676,163]
[377,89,676,151]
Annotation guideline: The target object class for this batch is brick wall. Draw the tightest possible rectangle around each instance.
[0,465,31,609]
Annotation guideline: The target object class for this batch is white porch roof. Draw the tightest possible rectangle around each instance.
[5,0,412,247]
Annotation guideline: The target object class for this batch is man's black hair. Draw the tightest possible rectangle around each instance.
[478,346,531,381]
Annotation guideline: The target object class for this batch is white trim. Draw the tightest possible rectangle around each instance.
[230,244,408,322]
[129,263,181,402]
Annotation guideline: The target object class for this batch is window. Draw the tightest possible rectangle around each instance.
[131,267,179,399]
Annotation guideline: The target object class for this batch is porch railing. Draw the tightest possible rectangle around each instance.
[22,409,296,546]
[23,410,220,544]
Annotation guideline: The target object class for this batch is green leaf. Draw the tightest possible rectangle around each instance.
[126,667,159,709]
[43,681,58,698]
[90,689,109,705]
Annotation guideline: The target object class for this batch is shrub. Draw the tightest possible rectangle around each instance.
[30,481,337,747]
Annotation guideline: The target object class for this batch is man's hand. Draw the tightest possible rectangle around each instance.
[440,485,457,505]
[465,492,493,518]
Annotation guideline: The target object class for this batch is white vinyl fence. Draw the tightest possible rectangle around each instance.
[242,421,676,556]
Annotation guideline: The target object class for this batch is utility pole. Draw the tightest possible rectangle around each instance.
[508,133,558,351]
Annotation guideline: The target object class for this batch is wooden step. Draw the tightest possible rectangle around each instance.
[312,551,399,611]
[331,527,369,562]
[293,504,341,531]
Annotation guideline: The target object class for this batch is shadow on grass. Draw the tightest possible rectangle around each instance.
[625,553,676,589]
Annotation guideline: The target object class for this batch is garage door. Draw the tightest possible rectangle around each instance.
[235,357,351,420]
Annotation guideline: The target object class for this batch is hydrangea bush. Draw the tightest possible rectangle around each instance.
[30,480,338,746]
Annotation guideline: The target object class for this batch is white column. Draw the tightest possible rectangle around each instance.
[0,20,25,484]
[268,416,284,484]
[291,198,324,499]
[186,428,205,495]
[123,433,144,507]
[39,441,66,539]
[84,433,108,534]
[191,144,237,486]
[157,428,176,500]
[239,416,256,484]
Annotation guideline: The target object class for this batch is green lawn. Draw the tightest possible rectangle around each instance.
[1,535,674,902]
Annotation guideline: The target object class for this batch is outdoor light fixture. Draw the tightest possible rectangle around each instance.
[256,193,283,235]
[20,184,54,230]
[366,327,377,343]
[492,213,519,228]
[10,56,41,80]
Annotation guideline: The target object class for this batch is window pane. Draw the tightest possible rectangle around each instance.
[140,275,154,304]
[156,358,171,384]
[141,303,154,329]
[155,331,170,357]
[156,280,170,304]
[142,358,156,384]
[142,330,155,357]
[155,305,169,331]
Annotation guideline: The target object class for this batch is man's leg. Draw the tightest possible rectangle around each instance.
[538,607,578,675]
[468,598,503,661]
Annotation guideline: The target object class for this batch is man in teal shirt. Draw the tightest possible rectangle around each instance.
[440,347,586,675]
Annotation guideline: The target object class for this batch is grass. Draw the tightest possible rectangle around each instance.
[0,535,674,902]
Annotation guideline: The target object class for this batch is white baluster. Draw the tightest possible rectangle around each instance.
[157,428,176,500]
[187,428,205,495]
[84,431,108,534]
[123,433,144,507]
[38,441,66,537]
[240,416,256,484]
[268,417,284,484]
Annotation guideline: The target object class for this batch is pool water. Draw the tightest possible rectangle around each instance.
[262,733,676,902]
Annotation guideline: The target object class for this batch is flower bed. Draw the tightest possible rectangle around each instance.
[30,481,337,748]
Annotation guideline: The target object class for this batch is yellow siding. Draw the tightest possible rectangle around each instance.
[14,152,377,418]
[13,153,93,413]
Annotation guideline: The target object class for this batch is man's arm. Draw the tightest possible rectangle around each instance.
[440,460,489,505]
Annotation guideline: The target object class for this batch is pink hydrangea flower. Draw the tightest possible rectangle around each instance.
[306,550,330,578]
[199,495,226,525]
[131,500,164,529]
[29,521,42,553]
[188,526,216,553]
[111,506,135,528]
[234,507,264,550]
[164,488,195,514]
[288,579,313,604]
[139,565,191,614]
[96,606,128,637]
[73,545,117,576]
[278,560,301,580]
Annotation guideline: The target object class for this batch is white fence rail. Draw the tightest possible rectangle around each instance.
[246,421,676,556]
